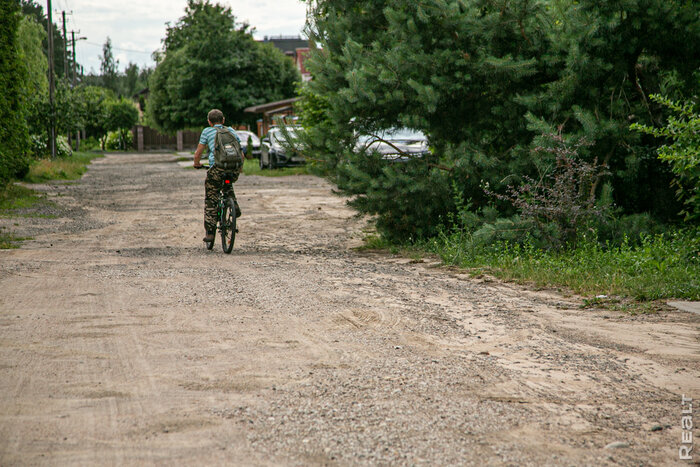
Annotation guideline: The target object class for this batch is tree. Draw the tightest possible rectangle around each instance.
[122,62,139,97]
[105,98,139,150]
[146,0,300,133]
[0,0,31,185]
[16,15,48,134]
[100,37,119,93]
[19,0,73,81]
[74,85,116,146]
[632,95,700,222]
[301,0,700,240]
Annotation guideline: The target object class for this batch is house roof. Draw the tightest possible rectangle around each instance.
[260,36,310,55]
[244,97,300,115]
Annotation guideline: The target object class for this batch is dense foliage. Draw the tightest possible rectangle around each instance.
[16,15,48,121]
[147,0,300,132]
[0,0,31,185]
[301,0,700,241]
[19,0,75,81]
[632,95,700,222]
[105,98,139,150]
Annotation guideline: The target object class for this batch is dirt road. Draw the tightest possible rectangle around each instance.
[1,153,698,466]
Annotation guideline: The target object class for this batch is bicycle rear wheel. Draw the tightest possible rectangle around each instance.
[220,198,236,254]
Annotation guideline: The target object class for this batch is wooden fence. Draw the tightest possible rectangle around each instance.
[131,125,250,152]
[131,125,200,152]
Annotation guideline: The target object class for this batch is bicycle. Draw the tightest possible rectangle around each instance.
[196,165,237,253]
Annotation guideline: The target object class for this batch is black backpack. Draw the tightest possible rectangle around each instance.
[214,127,244,171]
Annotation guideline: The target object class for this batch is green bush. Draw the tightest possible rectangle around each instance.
[631,95,700,222]
[29,134,47,157]
[0,1,31,186]
[105,130,132,150]
[56,136,72,158]
[28,135,73,159]
[80,136,102,151]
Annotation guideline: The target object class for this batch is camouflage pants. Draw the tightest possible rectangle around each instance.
[204,166,239,233]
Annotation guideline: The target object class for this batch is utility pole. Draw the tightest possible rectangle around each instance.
[70,30,86,150]
[62,11,69,148]
[47,0,56,158]
[71,30,78,150]
[71,31,76,86]
[68,31,86,86]
[62,11,68,78]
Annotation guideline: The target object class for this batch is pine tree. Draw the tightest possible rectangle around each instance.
[301,0,700,240]
[99,37,119,94]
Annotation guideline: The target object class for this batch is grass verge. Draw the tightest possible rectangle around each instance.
[24,151,103,183]
[0,227,31,249]
[242,158,309,177]
[0,184,45,212]
[0,151,100,248]
[183,159,308,176]
[417,229,699,304]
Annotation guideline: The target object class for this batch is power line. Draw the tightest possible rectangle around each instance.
[83,41,154,55]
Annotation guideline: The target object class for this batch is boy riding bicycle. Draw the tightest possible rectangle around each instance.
[193,109,243,243]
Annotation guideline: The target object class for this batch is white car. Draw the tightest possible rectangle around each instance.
[236,130,261,159]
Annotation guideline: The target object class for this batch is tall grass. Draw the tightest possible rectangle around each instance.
[242,158,309,177]
[421,229,699,301]
[24,151,102,183]
[0,184,43,211]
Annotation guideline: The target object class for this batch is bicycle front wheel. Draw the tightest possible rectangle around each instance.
[220,198,236,254]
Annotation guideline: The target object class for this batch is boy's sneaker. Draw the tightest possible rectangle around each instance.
[234,200,242,218]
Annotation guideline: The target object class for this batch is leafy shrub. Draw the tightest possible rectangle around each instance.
[30,134,48,158]
[105,130,133,151]
[80,136,102,151]
[0,1,30,186]
[593,213,668,247]
[28,135,72,159]
[56,136,72,158]
[631,95,699,222]
[486,134,610,249]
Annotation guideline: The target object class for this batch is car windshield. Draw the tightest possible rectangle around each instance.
[270,128,298,145]
[237,131,260,145]
[357,128,426,144]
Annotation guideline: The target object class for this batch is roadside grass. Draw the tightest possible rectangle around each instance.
[0,186,41,248]
[0,226,31,249]
[242,158,309,177]
[0,151,100,248]
[24,151,103,183]
[0,184,44,212]
[417,229,699,305]
[182,159,308,176]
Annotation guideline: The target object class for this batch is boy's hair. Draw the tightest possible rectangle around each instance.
[207,109,224,124]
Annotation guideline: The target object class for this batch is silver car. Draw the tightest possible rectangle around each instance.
[260,127,306,169]
[355,128,430,162]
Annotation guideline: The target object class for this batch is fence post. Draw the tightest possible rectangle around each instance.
[177,130,184,152]
[136,125,144,152]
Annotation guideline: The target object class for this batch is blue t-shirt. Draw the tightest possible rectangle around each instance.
[199,124,240,167]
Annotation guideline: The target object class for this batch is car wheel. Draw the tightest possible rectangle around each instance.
[261,146,269,169]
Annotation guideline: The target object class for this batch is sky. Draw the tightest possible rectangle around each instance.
[51,0,309,74]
